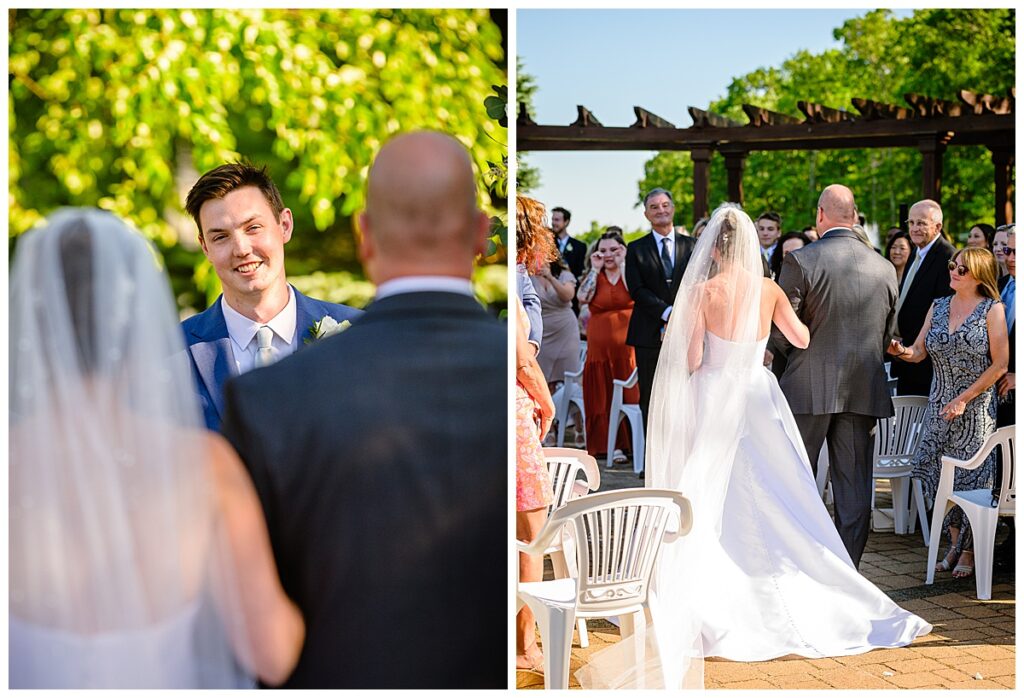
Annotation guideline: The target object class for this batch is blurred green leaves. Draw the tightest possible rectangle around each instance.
[11,8,507,311]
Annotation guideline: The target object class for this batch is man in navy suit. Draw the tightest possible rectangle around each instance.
[181,163,361,430]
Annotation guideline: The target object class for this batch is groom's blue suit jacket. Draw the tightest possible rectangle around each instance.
[181,286,362,431]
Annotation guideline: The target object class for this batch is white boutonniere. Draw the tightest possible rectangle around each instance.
[305,316,351,344]
[565,242,573,252]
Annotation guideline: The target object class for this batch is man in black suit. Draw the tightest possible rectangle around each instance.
[220,132,505,688]
[552,206,586,315]
[890,199,955,396]
[625,188,696,471]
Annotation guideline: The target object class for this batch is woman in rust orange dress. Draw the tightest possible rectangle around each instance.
[514,195,557,673]
[577,229,639,463]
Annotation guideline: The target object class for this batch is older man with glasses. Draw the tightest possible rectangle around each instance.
[889,199,957,396]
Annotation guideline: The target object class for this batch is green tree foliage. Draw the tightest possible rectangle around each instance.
[10,8,506,310]
[515,56,541,192]
[639,9,1014,241]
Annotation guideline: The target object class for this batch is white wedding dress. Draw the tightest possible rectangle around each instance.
[688,332,931,661]
[578,204,931,690]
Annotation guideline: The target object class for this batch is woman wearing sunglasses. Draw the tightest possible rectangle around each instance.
[888,247,1009,579]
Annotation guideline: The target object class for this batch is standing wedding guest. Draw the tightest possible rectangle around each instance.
[10,209,304,688]
[992,224,1011,277]
[884,225,903,249]
[532,256,581,390]
[994,226,1015,569]
[966,222,996,250]
[221,132,506,688]
[890,247,1008,578]
[182,163,361,431]
[756,211,783,262]
[768,231,811,280]
[803,224,820,241]
[514,194,557,674]
[692,216,710,239]
[886,230,914,286]
[579,230,639,463]
[625,188,696,460]
[551,205,586,315]
[890,199,956,396]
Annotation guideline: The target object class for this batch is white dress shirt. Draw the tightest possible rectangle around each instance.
[222,286,298,374]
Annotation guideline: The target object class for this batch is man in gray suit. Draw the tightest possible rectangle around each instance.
[771,184,898,568]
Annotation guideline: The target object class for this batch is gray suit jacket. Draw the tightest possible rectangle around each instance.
[771,227,897,418]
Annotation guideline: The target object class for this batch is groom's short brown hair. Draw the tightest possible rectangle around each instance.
[185,162,285,237]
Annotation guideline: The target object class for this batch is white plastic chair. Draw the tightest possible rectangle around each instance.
[554,342,587,448]
[606,368,644,474]
[871,396,929,535]
[517,488,692,689]
[542,447,601,648]
[925,426,1015,600]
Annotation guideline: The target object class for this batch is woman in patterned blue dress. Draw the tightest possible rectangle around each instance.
[889,247,1009,579]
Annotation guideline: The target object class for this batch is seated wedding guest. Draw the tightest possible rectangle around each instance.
[993,224,1012,276]
[221,132,506,688]
[889,247,1008,579]
[768,231,812,280]
[886,230,914,285]
[577,229,638,464]
[181,162,361,431]
[9,209,304,688]
[532,255,581,392]
[966,222,996,250]
[514,195,556,674]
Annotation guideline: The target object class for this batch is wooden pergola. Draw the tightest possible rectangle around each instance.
[518,90,1015,225]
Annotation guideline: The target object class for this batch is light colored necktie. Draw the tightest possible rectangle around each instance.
[1003,276,1015,332]
[896,251,923,314]
[254,325,275,368]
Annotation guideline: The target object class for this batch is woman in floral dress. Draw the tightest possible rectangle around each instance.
[889,247,1009,578]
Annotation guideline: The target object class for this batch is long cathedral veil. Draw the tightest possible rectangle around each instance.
[9,209,251,687]
[577,203,765,689]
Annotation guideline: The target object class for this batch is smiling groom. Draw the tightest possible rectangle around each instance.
[181,162,361,430]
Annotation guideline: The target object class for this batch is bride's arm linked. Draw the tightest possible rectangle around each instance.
[770,280,810,349]
[208,434,305,686]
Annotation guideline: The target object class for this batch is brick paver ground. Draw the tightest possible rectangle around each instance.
[518,445,1015,690]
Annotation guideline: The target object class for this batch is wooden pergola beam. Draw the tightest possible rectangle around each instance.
[742,104,801,127]
[688,106,742,129]
[959,89,1014,115]
[517,101,535,127]
[570,105,602,127]
[798,101,855,124]
[630,106,675,129]
[851,98,910,121]
[905,93,966,118]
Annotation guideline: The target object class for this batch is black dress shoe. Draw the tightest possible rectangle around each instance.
[638,470,645,480]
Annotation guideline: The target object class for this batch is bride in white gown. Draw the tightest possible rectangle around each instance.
[9,209,304,687]
[578,204,931,689]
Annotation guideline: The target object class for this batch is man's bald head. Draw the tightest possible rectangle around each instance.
[359,131,489,284]
[816,184,858,234]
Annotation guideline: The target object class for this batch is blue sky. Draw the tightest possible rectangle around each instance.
[517,9,913,231]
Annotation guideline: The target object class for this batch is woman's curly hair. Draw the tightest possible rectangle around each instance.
[516,195,558,272]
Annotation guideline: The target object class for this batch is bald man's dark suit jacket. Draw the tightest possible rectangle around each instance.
[890,237,956,395]
[221,290,505,688]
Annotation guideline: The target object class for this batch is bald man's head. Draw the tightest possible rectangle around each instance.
[816,184,858,233]
[359,131,489,284]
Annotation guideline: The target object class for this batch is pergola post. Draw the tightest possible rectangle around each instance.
[989,145,1014,225]
[723,150,747,205]
[918,134,949,204]
[691,146,712,223]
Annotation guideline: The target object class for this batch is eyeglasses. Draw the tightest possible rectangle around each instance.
[1001,246,1016,257]
[905,219,933,228]
[947,261,970,276]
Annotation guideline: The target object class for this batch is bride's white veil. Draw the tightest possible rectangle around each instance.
[9,209,249,687]
[577,203,765,689]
